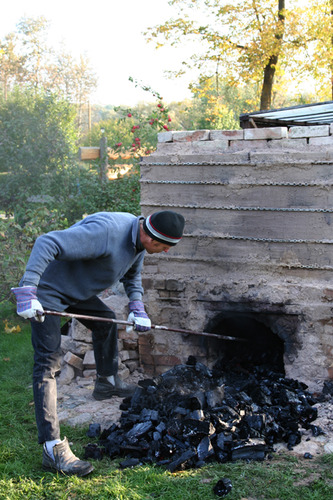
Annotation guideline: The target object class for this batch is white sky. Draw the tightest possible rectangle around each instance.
[0,0,195,106]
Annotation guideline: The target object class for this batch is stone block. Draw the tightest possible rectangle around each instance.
[249,150,320,163]
[83,349,96,369]
[57,364,75,385]
[138,332,155,346]
[169,291,183,298]
[119,350,131,361]
[153,354,182,366]
[289,125,329,138]
[192,139,228,153]
[244,127,288,140]
[309,136,333,147]
[119,329,138,341]
[230,139,268,150]
[102,293,129,319]
[210,130,244,140]
[157,131,173,143]
[125,360,140,372]
[118,365,130,379]
[64,351,84,371]
[227,140,248,152]
[156,142,193,154]
[139,351,155,365]
[122,339,138,350]
[165,279,185,291]
[142,277,153,289]
[83,369,96,379]
[69,319,92,342]
[267,138,307,150]
[155,279,167,290]
[61,335,92,356]
[172,130,210,142]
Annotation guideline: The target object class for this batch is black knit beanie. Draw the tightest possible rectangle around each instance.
[143,211,185,246]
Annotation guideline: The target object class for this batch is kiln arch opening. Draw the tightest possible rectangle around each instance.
[205,311,285,375]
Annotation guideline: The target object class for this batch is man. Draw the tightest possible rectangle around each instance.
[11,210,185,477]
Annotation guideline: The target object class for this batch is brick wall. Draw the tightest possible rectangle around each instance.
[139,125,333,392]
[61,125,333,391]
[157,125,333,154]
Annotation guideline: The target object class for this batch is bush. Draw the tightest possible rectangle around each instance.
[0,165,141,303]
[0,207,69,302]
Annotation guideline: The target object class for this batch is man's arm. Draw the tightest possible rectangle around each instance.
[120,253,145,301]
[121,254,151,332]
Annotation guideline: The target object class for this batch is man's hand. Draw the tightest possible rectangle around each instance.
[127,300,151,332]
[11,286,45,322]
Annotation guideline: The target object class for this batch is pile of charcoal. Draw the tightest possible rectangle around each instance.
[84,356,325,471]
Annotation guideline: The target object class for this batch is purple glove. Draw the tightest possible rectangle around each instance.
[127,300,151,332]
[11,286,45,322]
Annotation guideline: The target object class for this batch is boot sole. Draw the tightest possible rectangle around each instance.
[42,463,94,476]
[92,389,134,400]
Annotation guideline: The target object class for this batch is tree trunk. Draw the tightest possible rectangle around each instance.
[99,135,109,184]
[260,0,285,110]
[260,55,278,110]
[330,0,333,99]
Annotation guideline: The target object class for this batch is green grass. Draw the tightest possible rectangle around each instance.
[1,301,333,499]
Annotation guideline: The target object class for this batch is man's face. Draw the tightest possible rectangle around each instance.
[144,238,172,254]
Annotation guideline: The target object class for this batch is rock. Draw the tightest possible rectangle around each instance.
[83,350,96,370]
[57,364,75,386]
[64,351,84,371]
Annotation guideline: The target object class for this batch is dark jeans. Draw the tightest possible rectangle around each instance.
[31,296,118,443]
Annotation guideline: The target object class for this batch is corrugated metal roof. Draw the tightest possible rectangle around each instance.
[239,101,333,128]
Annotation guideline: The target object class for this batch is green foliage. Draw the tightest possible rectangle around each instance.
[70,165,141,217]
[186,77,255,129]
[0,208,69,300]
[0,87,78,214]
[84,78,173,155]
[0,164,140,302]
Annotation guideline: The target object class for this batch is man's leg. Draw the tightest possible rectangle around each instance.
[31,315,62,444]
[31,316,93,476]
[67,296,136,398]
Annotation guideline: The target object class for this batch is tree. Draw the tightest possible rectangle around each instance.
[184,75,261,129]
[47,50,98,134]
[0,87,79,216]
[302,0,333,100]
[0,16,97,133]
[145,0,310,110]
[16,16,51,89]
[0,33,26,99]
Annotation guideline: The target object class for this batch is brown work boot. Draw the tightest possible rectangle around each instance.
[42,437,94,476]
[93,374,137,400]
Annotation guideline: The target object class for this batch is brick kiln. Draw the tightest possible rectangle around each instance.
[138,125,333,393]
[61,125,333,394]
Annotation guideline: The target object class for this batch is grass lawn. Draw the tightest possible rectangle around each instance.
[1,300,333,499]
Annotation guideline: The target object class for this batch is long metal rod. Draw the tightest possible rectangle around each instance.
[44,310,246,342]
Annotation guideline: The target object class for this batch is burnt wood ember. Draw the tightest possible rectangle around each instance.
[85,357,321,471]
[213,478,233,497]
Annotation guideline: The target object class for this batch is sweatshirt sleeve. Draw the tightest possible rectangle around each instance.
[120,252,145,301]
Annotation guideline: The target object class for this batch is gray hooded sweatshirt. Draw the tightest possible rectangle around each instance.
[21,212,145,311]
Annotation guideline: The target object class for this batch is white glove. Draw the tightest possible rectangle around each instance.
[11,286,45,322]
[126,300,151,332]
